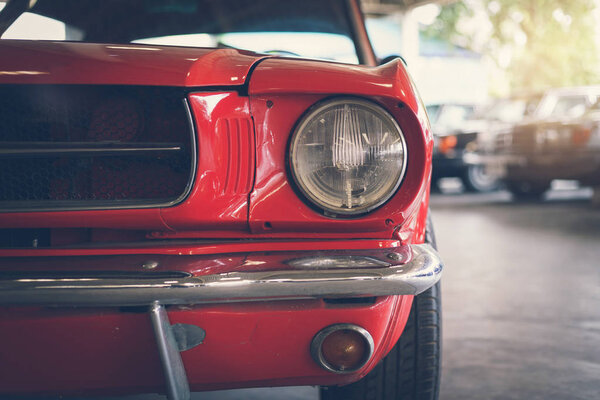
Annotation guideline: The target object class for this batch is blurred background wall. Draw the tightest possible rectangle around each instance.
[362,0,600,106]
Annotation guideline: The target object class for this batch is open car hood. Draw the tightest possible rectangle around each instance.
[0,40,264,87]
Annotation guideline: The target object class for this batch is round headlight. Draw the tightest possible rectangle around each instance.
[289,98,407,216]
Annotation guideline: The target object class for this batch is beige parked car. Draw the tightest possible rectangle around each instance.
[487,86,600,199]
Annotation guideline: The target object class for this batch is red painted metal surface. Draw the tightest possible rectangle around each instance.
[0,239,415,393]
[247,58,433,242]
[0,296,412,395]
[160,92,255,231]
[0,41,263,87]
[0,242,412,277]
[0,11,433,393]
[0,59,432,243]
[0,239,402,258]
[249,58,418,109]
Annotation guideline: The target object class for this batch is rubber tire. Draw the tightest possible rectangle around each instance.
[461,164,499,193]
[320,215,441,400]
[506,180,550,201]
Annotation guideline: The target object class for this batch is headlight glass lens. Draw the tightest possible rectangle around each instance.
[290,98,407,215]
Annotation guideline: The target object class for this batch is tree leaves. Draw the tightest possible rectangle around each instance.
[424,0,600,93]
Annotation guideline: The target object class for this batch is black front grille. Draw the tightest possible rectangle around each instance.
[0,85,195,210]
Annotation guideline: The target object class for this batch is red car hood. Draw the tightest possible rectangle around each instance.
[0,40,265,86]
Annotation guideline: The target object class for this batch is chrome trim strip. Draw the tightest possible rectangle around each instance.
[0,244,442,307]
[0,142,183,158]
[310,323,374,374]
[149,303,191,400]
[286,255,391,269]
[176,97,198,209]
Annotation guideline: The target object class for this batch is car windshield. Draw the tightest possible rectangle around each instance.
[538,94,592,119]
[434,105,474,127]
[0,0,360,64]
[475,97,540,123]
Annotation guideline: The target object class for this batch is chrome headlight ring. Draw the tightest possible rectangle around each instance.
[289,97,407,217]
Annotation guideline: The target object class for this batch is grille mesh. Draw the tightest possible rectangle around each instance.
[0,85,194,210]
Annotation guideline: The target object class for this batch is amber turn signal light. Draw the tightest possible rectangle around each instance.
[310,324,374,373]
[439,135,457,154]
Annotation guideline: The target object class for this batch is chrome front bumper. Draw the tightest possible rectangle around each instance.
[0,244,442,307]
[0,243,442,400]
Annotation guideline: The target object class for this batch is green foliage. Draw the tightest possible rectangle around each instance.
[422,2,473,44]
[427,0,600,93]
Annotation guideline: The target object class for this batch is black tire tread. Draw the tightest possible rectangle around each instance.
[461,165,499,193]
[320,212,441,400]
[505,179,550,200]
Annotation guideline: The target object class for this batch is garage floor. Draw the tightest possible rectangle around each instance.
[108,184,600,400]
[431,184,600,400]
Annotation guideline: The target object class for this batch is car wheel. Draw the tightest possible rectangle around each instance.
[320,214,441,400]
[506,180,550,201]
[461,164,499,193]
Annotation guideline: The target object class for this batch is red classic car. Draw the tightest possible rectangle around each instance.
[0,1,442,399]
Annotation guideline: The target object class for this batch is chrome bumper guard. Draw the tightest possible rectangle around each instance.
[0,243,442,400]
[0,244,442,307]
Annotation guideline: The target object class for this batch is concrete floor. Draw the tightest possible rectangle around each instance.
[433,183,600,400]
[104,183,600,399]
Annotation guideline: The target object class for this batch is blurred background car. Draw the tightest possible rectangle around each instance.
[428,95,541,193]
[474,94,542,155]
[427,102,497,193]
[484,86,600,199]
[439,94,543,193]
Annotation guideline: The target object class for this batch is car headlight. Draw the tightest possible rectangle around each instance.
[289,98,407,216]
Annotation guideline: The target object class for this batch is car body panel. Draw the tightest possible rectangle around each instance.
[0,40,263,87]
[248,58,432,242]
[0,1,440,396]
[0,239,422,395]
[0,59,432,242]
[160,92,254,232]
[0,239,403,258]
[0,296,412,395]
